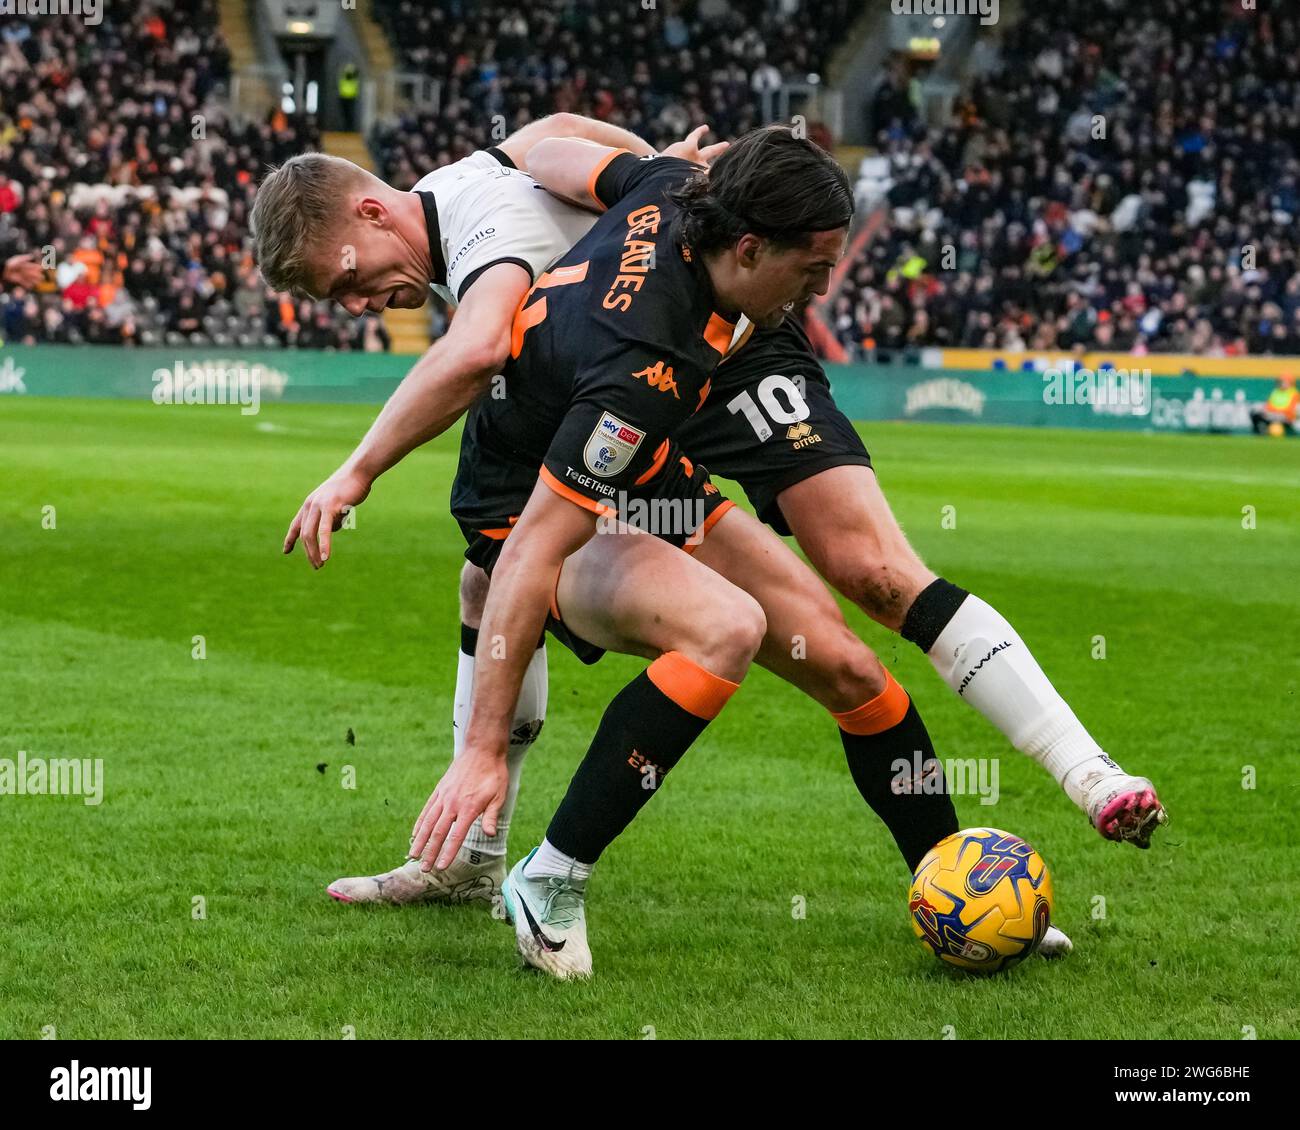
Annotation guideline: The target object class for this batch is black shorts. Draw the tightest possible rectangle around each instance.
[460,456,735,665]
[673,318,872,537]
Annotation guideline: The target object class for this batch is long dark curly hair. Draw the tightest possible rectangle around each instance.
[668,125,853,255]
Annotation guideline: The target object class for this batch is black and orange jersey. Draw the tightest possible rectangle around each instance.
[451,152,749,536]
[674,313,873,536]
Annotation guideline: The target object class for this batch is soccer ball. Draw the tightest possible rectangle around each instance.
[908,827,1053,975]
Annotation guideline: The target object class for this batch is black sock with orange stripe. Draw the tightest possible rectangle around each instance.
[835,673,959,874]
[545,651,738,864]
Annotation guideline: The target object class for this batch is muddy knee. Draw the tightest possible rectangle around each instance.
[830,559,931,630]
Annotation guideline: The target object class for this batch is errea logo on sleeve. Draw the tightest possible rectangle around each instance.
[583,411,644,477]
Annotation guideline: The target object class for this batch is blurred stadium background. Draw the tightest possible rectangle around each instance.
[4,0,1300,413]
[3,0,1299,1040]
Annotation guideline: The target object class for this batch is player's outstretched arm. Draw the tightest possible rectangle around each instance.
[282,262,530,568]
[523,138,630,210]
[494,112,656,171]
[410,481,597,870]
[526,127,727,211]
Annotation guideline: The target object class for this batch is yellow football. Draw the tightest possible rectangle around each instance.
[908,828,1053,974]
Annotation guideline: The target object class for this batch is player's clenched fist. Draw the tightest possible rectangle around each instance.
[410,751,509,871]
[282,466,372,568]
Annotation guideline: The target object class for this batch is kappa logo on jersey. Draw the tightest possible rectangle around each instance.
[632,361,679,398]
[583,411,645,477]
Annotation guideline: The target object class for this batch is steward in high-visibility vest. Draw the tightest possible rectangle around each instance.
[1251,374,1299,435]
[338,63,360,130]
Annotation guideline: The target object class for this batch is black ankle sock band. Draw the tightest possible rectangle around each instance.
[900,578,970,653]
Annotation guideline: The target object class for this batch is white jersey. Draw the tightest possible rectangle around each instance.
[411,148,751,347]
[411,149,599,306]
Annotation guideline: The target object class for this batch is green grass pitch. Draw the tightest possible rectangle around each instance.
[2,396,1297,1039]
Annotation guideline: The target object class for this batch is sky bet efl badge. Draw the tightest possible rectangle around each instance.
[584,411,645,477]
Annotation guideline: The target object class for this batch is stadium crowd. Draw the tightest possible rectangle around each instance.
[0,1,384,350]
[3,0,848,351]
[370,0,850,189]
[837,0,1300,358]
[8,0,1299,364]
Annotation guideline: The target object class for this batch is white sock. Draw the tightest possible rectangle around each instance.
[926,595,1121,810]
[452,641,548,857]
[523,837,592,884]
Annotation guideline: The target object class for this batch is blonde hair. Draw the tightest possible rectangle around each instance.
[251,153,373,294]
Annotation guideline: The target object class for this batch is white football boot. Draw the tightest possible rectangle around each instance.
[501,847,592,980]
[1038,924,1073,958]
[1083,772,1168,848]
[327,848,504,907]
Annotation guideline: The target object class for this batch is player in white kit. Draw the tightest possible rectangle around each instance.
[256,115,719,902]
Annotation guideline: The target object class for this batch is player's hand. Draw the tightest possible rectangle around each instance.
[662,125,728,166]
[409,748,509,871]
[282,466,372,568]
[3,253,43,289]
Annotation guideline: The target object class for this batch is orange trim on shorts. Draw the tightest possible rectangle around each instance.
[832,670,911,735]
[477,515,519,540]
[703,312,737,356]
[647,650,740,721]
[587,148,631,212]
[538,465,618,517]
[634,438,670,485]
[681,498,735,556]
[535,261,589,288]
[510,294,548,359]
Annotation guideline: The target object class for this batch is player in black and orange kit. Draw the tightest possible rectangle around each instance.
[446,152,739,625]
[672,307,1164,854]
[292,119,1144,967]
[410,129,964,979]
[676,313,872,531]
